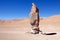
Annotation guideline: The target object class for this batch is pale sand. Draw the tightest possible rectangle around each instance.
[0,24,60,40]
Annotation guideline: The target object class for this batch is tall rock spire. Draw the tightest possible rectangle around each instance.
[29,3,40,34]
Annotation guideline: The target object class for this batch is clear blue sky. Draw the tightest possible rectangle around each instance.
[0,0,60,20]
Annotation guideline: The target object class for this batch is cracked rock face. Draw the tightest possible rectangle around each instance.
[29,3,39,34]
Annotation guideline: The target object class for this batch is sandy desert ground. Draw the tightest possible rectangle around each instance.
[0,15,60,40]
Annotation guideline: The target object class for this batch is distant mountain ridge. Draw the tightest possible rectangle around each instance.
[0,15,60,27]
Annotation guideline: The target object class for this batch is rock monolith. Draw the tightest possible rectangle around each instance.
[29,3,40,34]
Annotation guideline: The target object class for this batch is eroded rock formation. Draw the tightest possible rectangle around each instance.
[29,3,40,34]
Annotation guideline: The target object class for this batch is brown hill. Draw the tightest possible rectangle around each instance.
[40,15,60,25]
[0,15,60,27]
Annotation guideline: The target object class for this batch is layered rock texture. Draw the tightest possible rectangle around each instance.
[29,3,39,34]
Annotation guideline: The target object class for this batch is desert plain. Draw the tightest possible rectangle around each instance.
[0,15,60,40]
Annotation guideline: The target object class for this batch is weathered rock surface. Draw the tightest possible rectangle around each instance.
[29,3,39,34]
